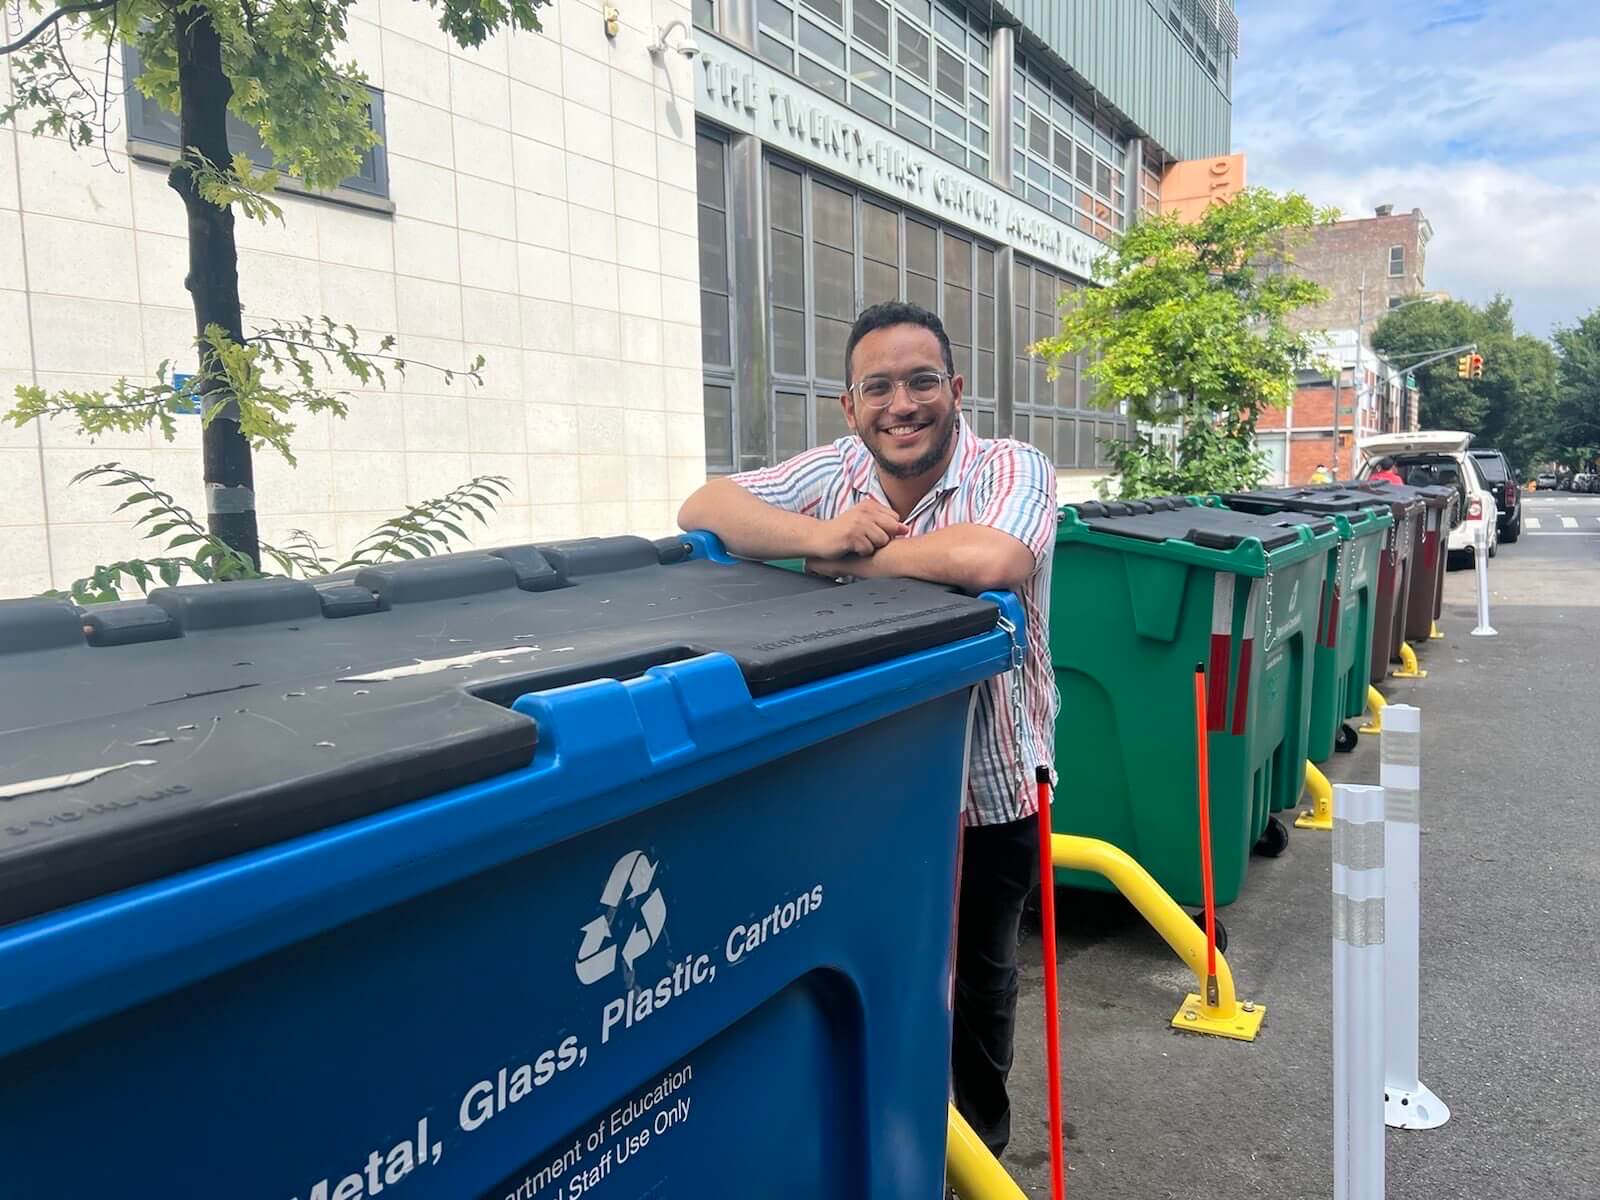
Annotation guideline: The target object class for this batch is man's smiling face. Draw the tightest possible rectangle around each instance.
[842,323,963,481]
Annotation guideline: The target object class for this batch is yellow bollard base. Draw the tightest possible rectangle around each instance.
[1393,642,1428,679]
[1358,720,1383,734]
[1294,808,1333,831]
[1430,621,1444,640]
[1171,994,1266,1041]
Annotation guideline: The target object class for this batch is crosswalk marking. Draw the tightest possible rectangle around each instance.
[1527,517,1541,529]
[1562,516,1578,528]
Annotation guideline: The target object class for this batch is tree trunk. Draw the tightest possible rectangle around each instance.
[169,6,259,567]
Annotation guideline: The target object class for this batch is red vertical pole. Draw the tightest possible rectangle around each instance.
[1035,765,1066,1200]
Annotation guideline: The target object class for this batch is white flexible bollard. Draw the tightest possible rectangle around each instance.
[1334,783,1386,1200]
[1471,519,1497,637]
[1381,705,1450,1129]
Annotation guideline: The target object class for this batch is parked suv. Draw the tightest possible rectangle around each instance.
[1536,472,1558,490]
[1357,431,1499,562]
[1469,449,1522,543]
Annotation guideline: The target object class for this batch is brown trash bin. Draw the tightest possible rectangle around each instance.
[1347,484,1423,680]
[1401,484,1460,641]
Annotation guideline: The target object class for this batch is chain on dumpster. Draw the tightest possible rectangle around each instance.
[995,614,1043,799]
[1262,568,1277,656]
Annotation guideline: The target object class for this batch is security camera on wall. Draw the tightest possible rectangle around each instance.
[650,20,700,59]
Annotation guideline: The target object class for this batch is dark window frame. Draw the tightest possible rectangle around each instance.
[122,43,390,204]
[1010,255,1128,468]
[697,128,740,475]
[756,0,991,177]
[759,150,998,466]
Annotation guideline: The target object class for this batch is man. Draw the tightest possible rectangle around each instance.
[1369,457,1404,485]
[1309,463,1333,484]
[678,301,1057,1156]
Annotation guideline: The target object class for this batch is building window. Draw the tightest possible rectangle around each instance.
[759,154,998,465]
[1388,295,1406,310]
[1166,0,1236,86]
[698,130,738,473]
[122,46,388,199]
[1388,245,1405,277]
[693,0,716,29]
[1011,257,1127,468]
[1011,52,1129,241]
[756,0,991,176]
[1138,155,1163,219]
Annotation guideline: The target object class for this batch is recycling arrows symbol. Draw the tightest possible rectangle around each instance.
[575,850,667,986]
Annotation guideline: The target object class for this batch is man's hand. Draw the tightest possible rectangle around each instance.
[808,499,909,559]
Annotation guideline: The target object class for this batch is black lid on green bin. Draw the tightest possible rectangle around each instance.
[1220,487,1392,517]
[1065,497,1333,551]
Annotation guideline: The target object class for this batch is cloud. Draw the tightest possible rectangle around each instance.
[1233,0,1600,336]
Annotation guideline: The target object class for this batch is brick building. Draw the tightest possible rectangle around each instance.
[1256,205,1431,483]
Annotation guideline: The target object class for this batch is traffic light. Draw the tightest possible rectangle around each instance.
[1457,355,1471,379]
[1470,353,1484,379]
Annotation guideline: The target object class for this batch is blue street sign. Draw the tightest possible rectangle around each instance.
[171,374,201,415]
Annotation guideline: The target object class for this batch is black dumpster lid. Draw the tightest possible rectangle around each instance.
[1219,487,1393,517]
[1350,481,1444,508]
[1065,497,1333,551]
[0,538,997,926]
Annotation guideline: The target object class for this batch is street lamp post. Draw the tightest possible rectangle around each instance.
[1338,290,1440,478]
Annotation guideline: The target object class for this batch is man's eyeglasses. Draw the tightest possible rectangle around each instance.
[849,371,952,408]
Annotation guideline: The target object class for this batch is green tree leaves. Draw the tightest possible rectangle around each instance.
[1032,188,1336,498]
[1554,308,1600,470]
[50,464,515,604]
[1372,295,1560,474]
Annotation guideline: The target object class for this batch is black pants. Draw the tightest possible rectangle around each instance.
[951,814,1039,1158]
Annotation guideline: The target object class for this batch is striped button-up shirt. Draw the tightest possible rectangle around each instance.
[732,419,1058,826]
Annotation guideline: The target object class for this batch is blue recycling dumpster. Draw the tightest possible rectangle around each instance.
[0,534,1018,1199]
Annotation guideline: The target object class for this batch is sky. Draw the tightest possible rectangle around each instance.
[1233,0,1600,339]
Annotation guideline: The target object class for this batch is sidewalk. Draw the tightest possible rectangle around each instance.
[1003,566,1600,1198]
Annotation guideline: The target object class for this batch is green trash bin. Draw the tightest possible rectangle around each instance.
[1213,489,1394,764]
[1050,497,1336,906]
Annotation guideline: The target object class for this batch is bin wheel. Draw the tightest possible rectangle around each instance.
[1335,723,1359,753]
[1254,816,1290,858]
[1190,910,1228,955]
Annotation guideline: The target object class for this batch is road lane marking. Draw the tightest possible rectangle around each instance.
[1562,516,1578,528]
[1525,531,1600,536]
[1527,517,1541,529]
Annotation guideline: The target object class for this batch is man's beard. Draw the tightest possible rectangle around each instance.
[866,407,958,480]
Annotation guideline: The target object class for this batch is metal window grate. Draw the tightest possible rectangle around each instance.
[759,154,998,466]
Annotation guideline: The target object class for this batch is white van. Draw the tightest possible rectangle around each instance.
[1356,431,1500,560]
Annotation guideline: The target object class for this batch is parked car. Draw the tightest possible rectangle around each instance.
[1536,472,1558,490]
[1469,448,1522,543]
[1357,431,1499,562]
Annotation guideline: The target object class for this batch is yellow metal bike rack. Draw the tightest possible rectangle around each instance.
[946,1105,1029,1200]
[1359,684,1387,734]
[1393,641,1427,679]
[1050,833,1265,1041]
[1294,760,1333,831]
[1430,620,1444,641]
[944,836,1270,1197]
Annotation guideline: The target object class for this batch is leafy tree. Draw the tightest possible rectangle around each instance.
[1554,307,1600,471]
[1,0,547,594]
[1032,188,1335,498]
[1372,294,1560,475]
[1370,298,1490,432]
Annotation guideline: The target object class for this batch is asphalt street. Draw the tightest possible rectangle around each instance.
[1004,492,1600,1198]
